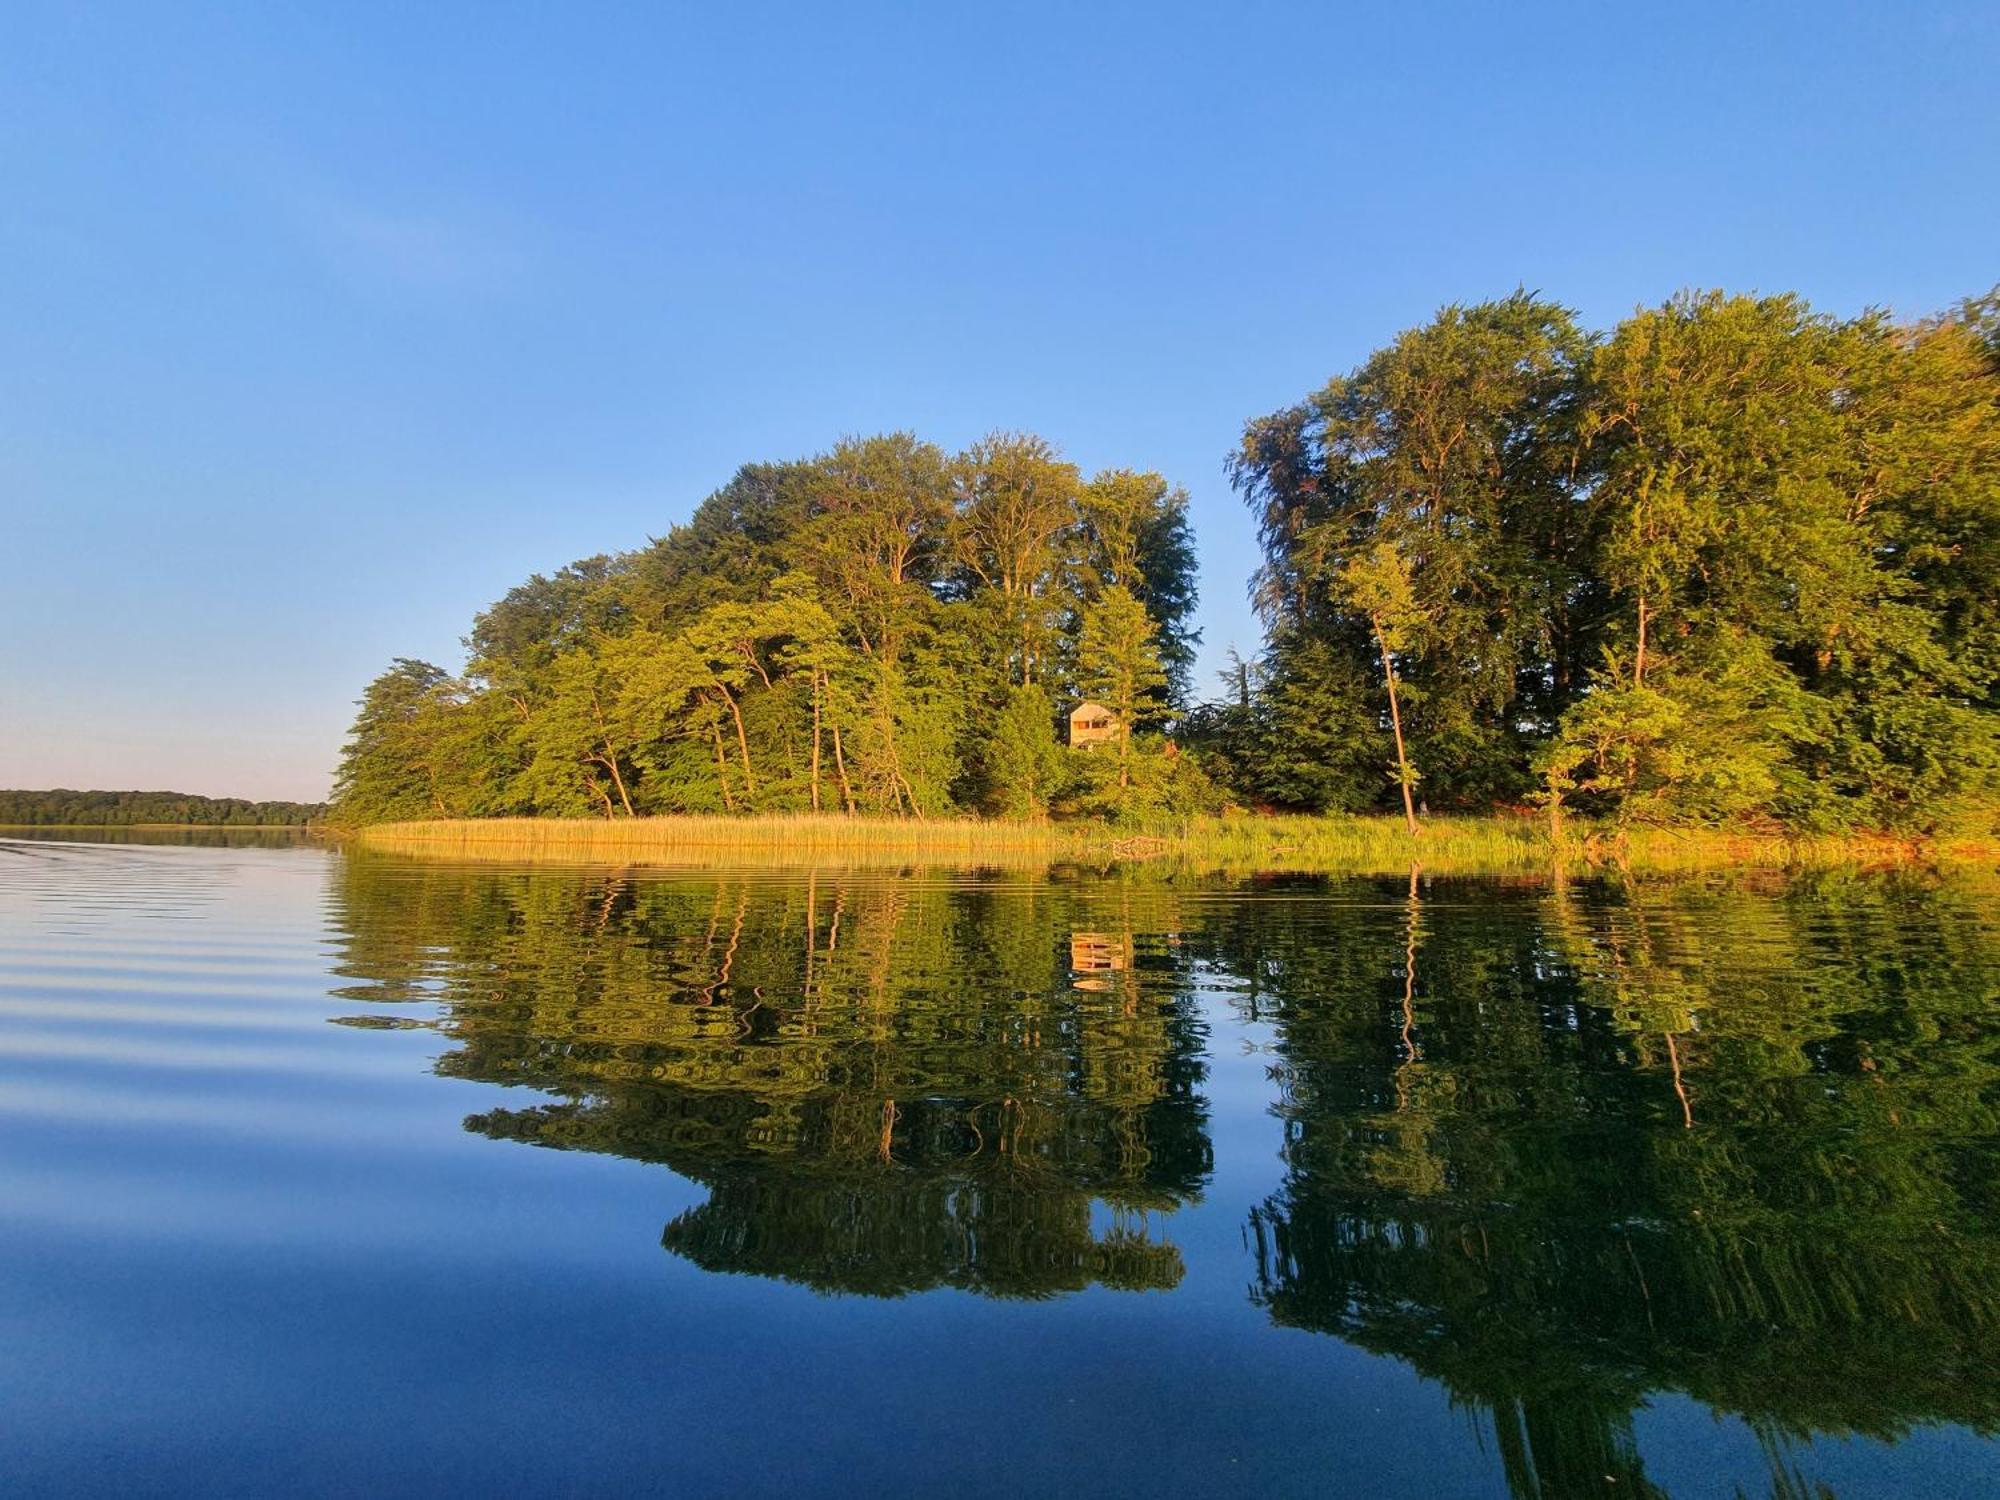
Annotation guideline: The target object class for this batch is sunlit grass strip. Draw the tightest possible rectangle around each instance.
[1173,817,1980,874]
[353,814,1090,867]
[350,814,1987,874]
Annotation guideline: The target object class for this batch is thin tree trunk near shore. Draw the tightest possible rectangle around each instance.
[1373,613,1420,838]
[588,693,636,817]
[719,684,757,796]
[830,719,857,814]
[709,720,737,813]
[600,753,634,818]
[809,671,823,813]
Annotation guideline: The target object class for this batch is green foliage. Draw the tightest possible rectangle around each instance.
[1180,641,1385,812]
[0,789,324,826]
[1232,292,1598,811]
[332,283,1999,838]
[1075,583,1170,771]
[1227,286,2000,832]
[333,433,1198,825]
[332,658,473,822]
[977,684,1067,819]
[1078,468,1201,698]
[1535,669,1789,826]
[1058,738,1220,825]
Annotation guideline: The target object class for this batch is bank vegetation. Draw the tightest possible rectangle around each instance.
[333,284,2000,848]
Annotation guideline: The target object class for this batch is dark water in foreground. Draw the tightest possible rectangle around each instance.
[2,835,1996,1498]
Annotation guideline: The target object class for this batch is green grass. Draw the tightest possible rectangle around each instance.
[348,812,1988,875]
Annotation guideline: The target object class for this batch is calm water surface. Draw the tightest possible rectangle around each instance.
[2,833,1996,1497]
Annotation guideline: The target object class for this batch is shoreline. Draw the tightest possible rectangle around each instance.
[0,823,316,831]
[343,814,1993,876]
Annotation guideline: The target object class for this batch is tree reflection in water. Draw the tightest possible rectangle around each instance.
[330,864,1211,1298]
[328,857,2000,1496]
[1210,868,2000,1498]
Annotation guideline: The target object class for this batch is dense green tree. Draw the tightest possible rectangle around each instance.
[331,284,1996,836]
[949,432,1083,689]
[976,683,1068,819]
[333,659,472,820]
[1221,285,1999,833]
[1075,584,1169,793]
[1230,293,1598,812]
[1554,291,2000,829]
[1078,468,1201,700]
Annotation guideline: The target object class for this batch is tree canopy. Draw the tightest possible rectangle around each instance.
[333,433,1207,825]
[334,283,2000,837]
[1207,286,2000,832]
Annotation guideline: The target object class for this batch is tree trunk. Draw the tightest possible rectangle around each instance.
[718,683,757,795]
[809,671,823,813]
[1374,614,1419,837]
[1633,594,1650,688]
[709,719,737,813]
[590,695,636,817]
[598,751,635,818]
[830,720,857,814]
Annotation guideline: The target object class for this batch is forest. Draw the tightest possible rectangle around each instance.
[336,433,1206,824]
[335,285,2000,835]
[0,789,325,827]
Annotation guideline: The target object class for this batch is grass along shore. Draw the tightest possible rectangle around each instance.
[345,813,1990,875]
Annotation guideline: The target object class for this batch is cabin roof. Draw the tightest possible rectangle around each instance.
[1069,700,1113,719]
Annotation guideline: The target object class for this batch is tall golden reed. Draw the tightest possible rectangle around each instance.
[348,813,1979,875]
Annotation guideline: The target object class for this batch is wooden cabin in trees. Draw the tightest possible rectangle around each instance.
[1068,701,1123,749]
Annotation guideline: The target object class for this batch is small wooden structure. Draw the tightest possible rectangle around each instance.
[1068,700,1123,749]
[1069,931,1129,990]
[1069,931,1128,975]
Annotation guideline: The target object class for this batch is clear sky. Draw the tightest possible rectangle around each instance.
[3,2,1995,801]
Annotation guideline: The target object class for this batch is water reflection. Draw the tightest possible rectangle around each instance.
[1205,870,2000,1498]
[331,865,1211,1297]
[326,855,2000,1494]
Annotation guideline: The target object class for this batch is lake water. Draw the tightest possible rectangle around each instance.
[2,833,1996,1497]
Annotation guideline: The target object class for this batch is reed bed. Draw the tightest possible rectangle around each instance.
[354,814,1089,867]
[349,813,1985,876]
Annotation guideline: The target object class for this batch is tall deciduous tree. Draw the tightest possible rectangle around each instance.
[951,433,1082,688]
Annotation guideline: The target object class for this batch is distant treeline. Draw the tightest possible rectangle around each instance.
[336,284,2000,834]
[0,790,325,827]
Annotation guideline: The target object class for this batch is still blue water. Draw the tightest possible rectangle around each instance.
[1,833,1995,1496]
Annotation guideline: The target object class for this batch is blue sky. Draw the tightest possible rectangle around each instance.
[3,2,1995,801]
